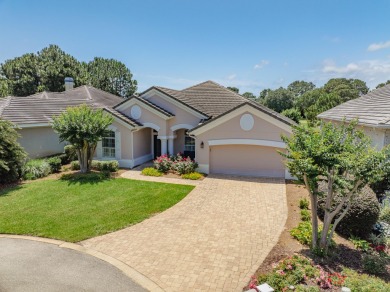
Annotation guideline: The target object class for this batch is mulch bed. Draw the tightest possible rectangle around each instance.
[245,181,390,290]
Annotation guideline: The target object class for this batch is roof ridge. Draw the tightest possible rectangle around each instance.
[181,80,217,91]
[84,85,93,100]
[182,80,247,101]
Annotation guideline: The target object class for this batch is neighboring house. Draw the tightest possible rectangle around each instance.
[318,84,390,150]
[0,79,295,178]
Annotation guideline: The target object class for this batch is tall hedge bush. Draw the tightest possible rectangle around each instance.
[0,119,26,183]
[318,183,380,239]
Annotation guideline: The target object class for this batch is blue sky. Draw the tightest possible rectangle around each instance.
[1,0,390,94]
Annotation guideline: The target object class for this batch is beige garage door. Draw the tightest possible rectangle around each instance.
[210,145,285,178]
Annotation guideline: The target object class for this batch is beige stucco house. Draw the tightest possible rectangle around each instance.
[0,80,295,178]
[318,84,390,150]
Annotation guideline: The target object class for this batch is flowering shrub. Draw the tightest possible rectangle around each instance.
[153,155,172,173]
[153,153,198,175]
[257,255,319,291]
[172,154,198,175]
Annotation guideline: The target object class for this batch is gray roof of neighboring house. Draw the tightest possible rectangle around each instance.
[0,86,126,126]
[318,84,390,127]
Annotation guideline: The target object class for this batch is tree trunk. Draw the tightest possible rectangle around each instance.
[310,193,319,249]
[79,142,89,173]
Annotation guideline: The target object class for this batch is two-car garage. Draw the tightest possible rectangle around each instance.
[209,144,286,178]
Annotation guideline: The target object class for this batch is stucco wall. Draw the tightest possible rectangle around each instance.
[195,111,290,166]
[146,93,201,133]
[133,127,152,158]
[17,127,66,158]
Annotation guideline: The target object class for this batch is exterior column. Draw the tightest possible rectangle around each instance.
[168,138,174,156]
[160,138,167,155]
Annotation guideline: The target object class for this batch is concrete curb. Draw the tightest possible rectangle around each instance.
[0,234,164,292]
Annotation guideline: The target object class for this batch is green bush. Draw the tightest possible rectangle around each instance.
[281,107,301,123]
[343,268,390,291]
[181,172,203,180]
[23,159,52,180]
[141,167,163,177]
[300,209,311,221]
[379,201,390,224]
[350,236,370,252]
[91,160,119,172]
[47,156,62,173]
[362,253,388,275]
[70,160,118,172]
[290,221,312,245]
[0,119,27,183]
[64,145,77,163]
[70,160,80,170]
[299,198,309,209]
[318,184,380,239]
[58,153,69,165]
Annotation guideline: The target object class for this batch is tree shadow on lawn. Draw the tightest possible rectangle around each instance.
[60,172,112,186]
[0,183,23,197]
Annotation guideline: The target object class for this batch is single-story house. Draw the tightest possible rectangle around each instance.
[318,84,390,150]
[0,79,295,178]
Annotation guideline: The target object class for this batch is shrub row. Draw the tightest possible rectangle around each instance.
[70,160,119,172]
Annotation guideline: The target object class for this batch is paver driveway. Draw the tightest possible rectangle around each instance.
[82,173,287,292]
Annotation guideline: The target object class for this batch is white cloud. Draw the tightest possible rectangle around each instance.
[312,58,390,88]
[227,74,236,80]
[367,40,390,51]
[254,60,269,69]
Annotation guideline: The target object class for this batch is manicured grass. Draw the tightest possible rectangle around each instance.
[0,173,194,242]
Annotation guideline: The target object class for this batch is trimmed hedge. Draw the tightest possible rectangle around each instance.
[64,145,77,163]
[70,160,119,172]
[318,182,380,239]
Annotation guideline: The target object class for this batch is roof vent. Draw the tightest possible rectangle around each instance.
[64,77,74,91]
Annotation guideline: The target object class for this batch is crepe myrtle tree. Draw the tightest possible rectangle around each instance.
[52,104,113,173]
[281,120,390,252]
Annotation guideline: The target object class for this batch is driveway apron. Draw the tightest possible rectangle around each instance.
[82,174,287,291]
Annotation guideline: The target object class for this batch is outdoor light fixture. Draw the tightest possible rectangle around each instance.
[200,141,204,148]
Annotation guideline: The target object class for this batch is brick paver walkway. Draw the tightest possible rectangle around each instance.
[82,172,287,292]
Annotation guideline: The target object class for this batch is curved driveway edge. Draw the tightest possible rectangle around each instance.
[83,174,288,291]
[0,234,164,292]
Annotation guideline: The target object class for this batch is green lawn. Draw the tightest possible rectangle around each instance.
[0,173,194,242]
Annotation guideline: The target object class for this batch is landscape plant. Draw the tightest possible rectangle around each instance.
[281,120,390,252]
[0,119,26,183]
[181,172,203,180]
[141,167,163,177]
[22,159,51,180]
[52,105,113,173]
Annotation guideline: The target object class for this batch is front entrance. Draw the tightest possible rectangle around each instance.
[153,133,161,158]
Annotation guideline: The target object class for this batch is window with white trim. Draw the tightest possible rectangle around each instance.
[102,131,116,158]
[184,134,195,152]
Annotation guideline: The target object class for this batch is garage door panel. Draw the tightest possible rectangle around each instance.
[210,145,285,178]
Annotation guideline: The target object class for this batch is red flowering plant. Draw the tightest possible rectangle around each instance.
[171,153,198,175]
[329,272,347,287]
[153,154,172,173]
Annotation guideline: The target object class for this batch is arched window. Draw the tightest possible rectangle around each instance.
[102,131,116,158]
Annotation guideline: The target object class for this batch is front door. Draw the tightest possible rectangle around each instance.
[153,134,161,158]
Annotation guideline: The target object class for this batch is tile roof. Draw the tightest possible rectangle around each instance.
[318,84,390,127]
[103,108,143,127]
[0,86,129,126]
[151,80,294,125]
[114,95,174,117]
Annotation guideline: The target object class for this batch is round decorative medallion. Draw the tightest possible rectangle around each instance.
[131,105,142,119]
[240,113,254,131]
